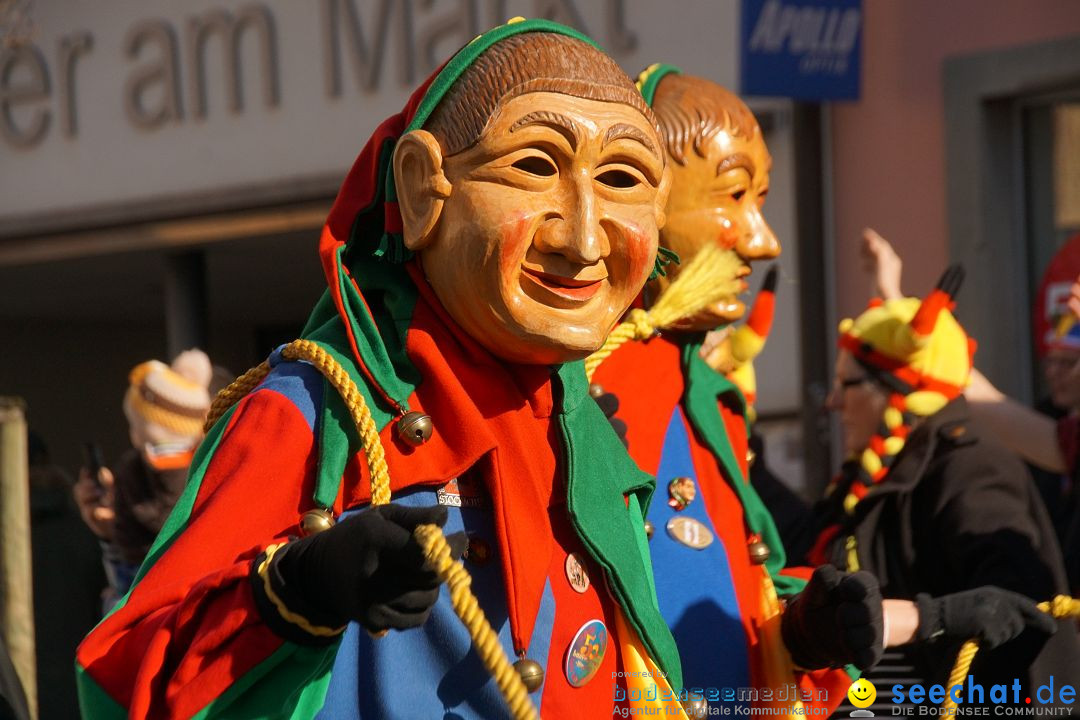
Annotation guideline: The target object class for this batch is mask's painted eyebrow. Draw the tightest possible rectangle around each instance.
[508,111,581,149]
[602,122,659,158]
[717,152,756,177]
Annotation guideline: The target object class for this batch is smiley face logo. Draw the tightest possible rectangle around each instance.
[847,678,876,708]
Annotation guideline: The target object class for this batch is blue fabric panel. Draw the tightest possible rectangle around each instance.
[649,406,750,694]
[256,361,324,432]
[314,486,555,719]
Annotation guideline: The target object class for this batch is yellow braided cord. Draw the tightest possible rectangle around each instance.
[204,361,271,431]
[585,244,743,380]
[257,543,346,637]
[940,640,978,712]
[585,309,654,381]
[280,340,392,506]
[415,523,539,720]
[203,339,536,717]
[1037,595,1080,617]
[941,595,1080,711]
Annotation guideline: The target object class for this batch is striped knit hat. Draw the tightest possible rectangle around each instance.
[123,349,212,442]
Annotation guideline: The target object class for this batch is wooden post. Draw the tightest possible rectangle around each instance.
[0,398,36,720]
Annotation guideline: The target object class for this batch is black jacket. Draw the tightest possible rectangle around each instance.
[825,397,1080,701]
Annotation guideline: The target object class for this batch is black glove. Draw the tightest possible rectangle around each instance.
[591,387,628,448]
[915,587,1057,648]
[264,503,467,636]
[781,565,884,670]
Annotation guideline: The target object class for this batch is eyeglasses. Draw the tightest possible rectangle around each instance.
[832,376,870,394]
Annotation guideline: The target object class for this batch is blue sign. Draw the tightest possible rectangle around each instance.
[740,0,862,101]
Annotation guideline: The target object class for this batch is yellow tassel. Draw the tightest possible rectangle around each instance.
[883,406,904,430]
[843,493,859,516]
[883,436,905,457]
[904,390,948,417]
[585,245,743,380]
[860,448,882,477]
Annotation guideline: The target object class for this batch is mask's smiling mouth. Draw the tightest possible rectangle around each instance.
[519,263,607,306]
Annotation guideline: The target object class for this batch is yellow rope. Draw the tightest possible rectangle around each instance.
[415,524,539,720]
[282,340,392,506]
[585,244,743,381]
[207,338,536,719]
[941,595,1080,712]
[205,361,271,431]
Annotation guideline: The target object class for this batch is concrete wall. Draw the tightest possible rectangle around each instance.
[829,1,1080,319]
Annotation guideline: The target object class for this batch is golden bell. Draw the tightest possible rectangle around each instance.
[513,657,545,693]
[746,448,756,466]
[748,540,771,565]
[299,508,335,536]
[683,697,709,718]
[397,411,433,446]
[644,520,655,540]
[588,383,605,399]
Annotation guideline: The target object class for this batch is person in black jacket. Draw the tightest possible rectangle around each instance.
[812,265,1080,707]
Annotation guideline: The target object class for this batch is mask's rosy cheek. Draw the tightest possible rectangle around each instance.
[498,213,535,282]
[618,222,654,287]
[716,217,740,249]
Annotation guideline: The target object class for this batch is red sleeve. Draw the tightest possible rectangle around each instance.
[77,389,327,719]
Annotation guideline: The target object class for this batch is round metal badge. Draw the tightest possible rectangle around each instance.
[564,552,590,593]
[666,516,714,550]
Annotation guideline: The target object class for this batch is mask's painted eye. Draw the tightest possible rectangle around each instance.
[512,156,556,177]
[596,169,639,188]
[731,190,746,202]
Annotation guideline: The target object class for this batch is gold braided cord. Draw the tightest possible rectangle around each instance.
[280,340,392,506]
[207,338,536,719]
[205,361,271,431]
[415,523,539,720]
[257,543,346,637]
[941,595,1080,712]
[940,640,978,712]
[585,244,743,381]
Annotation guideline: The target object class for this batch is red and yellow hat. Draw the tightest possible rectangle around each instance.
[838,266,976,417]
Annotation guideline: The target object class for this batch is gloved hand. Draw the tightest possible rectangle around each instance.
[781,564,884,670]
[270,503,467,634]
[915,587,1057,648]
[591,386,628,448]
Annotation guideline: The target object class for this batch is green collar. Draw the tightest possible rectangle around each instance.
[680,338,801,596]
[557,362,682,689]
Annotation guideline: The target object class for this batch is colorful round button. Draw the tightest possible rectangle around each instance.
[565,619,608,687]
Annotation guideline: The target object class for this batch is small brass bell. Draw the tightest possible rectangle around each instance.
[748,540,771,565]
[588,383,605,399]
[644,520,655,540]
[397,411,433,446]
[746,448,757,467]
[299,508,335,536]
[513,657,545,693]
[682,697,709,719]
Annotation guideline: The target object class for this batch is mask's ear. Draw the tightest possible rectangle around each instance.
[393,129,452,252]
